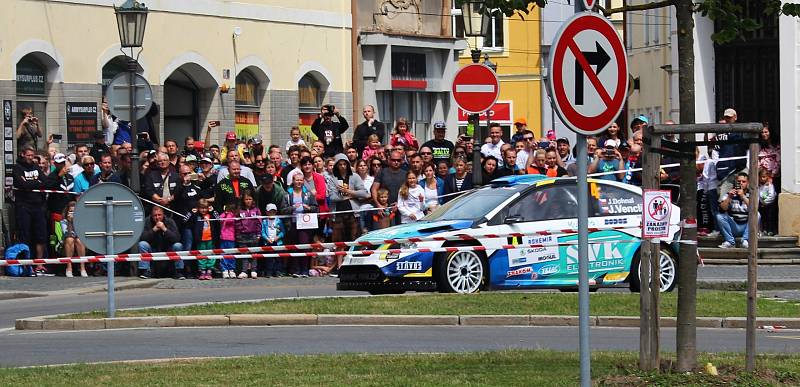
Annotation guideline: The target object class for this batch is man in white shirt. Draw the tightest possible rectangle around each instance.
[480,123,506,167]
[216,149,256,184]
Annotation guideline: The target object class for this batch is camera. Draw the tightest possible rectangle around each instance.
[734,182,741,190]
[323,104,336,116]
[605,148,615,157]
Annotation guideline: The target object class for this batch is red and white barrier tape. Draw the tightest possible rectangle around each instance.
[1,240,647,266]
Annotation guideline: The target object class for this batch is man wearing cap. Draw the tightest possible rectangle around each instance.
[510,118,528,144]
[197,154,218,199]
[256,173,287,216]
[630,115,647,134]
[249,134,265,159]
[714,108,749,198]
[89,131,111,163]
[220,131,243,163]
[589,140,625,181]
[311,105,349,158]
[421,121,455,166]
[556,137,575,168]
[353,105,386,157]
[45,153,75,220]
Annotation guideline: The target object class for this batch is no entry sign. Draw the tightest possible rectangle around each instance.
[452,64,500,114]
[642,190,672,239]
[548,13,628,135]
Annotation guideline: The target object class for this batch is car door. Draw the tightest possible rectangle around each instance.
[583,181,644,282]
[484,182,581,288]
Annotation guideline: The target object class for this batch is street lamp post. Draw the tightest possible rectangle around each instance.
[459,1,493,186]
[114,0,148,193]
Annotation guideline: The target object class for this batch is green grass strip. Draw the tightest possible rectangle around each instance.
[0,351,798,386]
[66,291,799,319]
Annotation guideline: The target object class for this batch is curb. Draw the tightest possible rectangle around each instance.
[15,314,799,331]
[697,280,800,291]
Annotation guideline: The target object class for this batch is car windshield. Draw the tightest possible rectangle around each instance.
[425,186,525,222]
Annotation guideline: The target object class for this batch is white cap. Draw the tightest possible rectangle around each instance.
[604,139,617,148]
[53,153,67,163]
[266,203,278,212]
[723,108,737,117]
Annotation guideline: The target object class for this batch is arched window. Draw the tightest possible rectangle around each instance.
[235,70,259,107]
[298,74,321,110]
[16,57,46,96]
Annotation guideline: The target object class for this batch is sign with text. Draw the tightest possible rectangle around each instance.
[66,102,98,145]
[457,101,512,123]
[642,190,672,239]
[3,100,13,190]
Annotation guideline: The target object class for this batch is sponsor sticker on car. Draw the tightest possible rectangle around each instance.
[396,261,422,271]
[508,235,560,267]
[506,266,533,278]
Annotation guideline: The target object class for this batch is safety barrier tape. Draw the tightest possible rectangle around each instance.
[1,235,705,266]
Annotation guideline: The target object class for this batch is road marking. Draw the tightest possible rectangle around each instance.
[454,84,495,93]
[767,335,800,340]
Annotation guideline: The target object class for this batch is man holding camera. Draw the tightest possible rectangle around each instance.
[17,107,42,151]
[589,140,625,181]
[312,105,349,158]
[716,172,753,249]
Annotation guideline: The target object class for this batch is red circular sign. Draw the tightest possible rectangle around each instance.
[548,13,628,135]
[451,64,500,114]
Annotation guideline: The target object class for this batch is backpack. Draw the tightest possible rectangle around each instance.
[4,243,32,277]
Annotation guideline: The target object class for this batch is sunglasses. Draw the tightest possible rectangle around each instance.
[390,159,402,162]
[419,152,432,155]
[524,137,534,141]
[372,163,382,167]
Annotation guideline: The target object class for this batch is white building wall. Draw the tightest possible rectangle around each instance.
[779,13,800,194]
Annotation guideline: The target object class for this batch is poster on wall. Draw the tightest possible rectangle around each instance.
[4,100,14,191]
[235,111,259,139]
[66,102,98,146]
[298,113,318,142]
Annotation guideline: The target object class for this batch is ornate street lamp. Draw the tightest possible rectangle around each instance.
[460,0,490,63]
[115,0,148,49]
[114,0,148,193]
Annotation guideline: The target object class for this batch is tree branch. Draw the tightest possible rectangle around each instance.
[602,0,677,16]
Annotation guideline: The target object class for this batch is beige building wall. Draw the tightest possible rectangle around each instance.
[0,0,352,148]
[624,1,672,128]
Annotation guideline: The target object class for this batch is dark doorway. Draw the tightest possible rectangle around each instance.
[714,0,779,130]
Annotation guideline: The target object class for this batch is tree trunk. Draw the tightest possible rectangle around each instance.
[675,0,698,372]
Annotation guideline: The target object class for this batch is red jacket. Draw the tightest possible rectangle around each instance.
[309,172,329,218]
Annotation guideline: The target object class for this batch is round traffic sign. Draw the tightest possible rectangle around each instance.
[451,64,500,114]
[74,183,145,254]
[106,72,153,122]
[548,13,628,135]
[647,195,669,222]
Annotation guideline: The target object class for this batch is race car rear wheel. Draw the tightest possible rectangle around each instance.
[630,247,678,293]
[436,250,485,294]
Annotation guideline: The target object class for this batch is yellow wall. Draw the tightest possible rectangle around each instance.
[459,7,542,136]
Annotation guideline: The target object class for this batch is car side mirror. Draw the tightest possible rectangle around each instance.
[505,214,522,223]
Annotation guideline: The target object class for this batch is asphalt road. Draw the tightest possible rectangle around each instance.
[0,325,798,367]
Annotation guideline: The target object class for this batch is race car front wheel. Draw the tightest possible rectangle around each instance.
[436,250,485,294]
[630,248,678,293]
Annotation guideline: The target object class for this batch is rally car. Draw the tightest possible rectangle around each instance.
[336,175,681,294]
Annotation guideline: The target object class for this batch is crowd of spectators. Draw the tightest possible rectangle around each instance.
[6,104,780,278]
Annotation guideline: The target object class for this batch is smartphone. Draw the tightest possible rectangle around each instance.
[734,182,741,190]
[52,134,62,144]
[137,132,148,139]
[539,141,551,149]
[212,120,221,127]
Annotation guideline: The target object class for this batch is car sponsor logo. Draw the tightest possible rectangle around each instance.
[538,264,559,276]
[604,197,642,215]
[603,217,628,225]
[565,241,626,272]
[396,261,422,271]
[508,235,560,267]
[506,266,533,278]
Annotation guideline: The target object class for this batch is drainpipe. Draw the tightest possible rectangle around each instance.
[351,0,361,127]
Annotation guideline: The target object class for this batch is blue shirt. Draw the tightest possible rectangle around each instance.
[72,171,97,193]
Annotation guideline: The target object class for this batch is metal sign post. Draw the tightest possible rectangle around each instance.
[547,7,629,385]
[74,183,145,318]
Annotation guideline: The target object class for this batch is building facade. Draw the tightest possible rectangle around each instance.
[0,0,352,156]
[352,0,466,143]
[455,4,543,140]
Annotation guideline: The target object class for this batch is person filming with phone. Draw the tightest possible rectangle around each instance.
[588,140,625,181]
[17,107,42,151]
[716,172,754,249]
[311,104,348,158]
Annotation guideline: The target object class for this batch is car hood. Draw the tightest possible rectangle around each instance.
[357,220,475,242]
